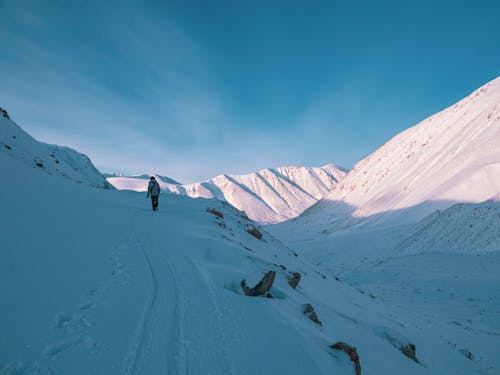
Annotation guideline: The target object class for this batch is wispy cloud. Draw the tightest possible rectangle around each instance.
[0,2,243,181]
[1,2,337,182]
[3,1,497,182]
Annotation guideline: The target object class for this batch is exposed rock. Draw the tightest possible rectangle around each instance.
[245,224,263,240]
[287,272,301,289]
[304,304,314,314]
[330,342,361,375]
[380,330,421,365]
[459,348,474,360]
[207,208,224,219]
[0,107,9,119]
[241,271,276,296]
[400,344,419,363]
[303,303,322,326]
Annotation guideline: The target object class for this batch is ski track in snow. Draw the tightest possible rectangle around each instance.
[123,212,179,375]
[122,210,233,375]
[123,222,159,375]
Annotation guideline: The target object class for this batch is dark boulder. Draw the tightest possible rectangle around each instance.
[330,342,361,375]
[207,208,224,219]
[0,107,10,119]
[245,224,263,240]
[400,344,419,363]
[241,271,276,297]
[303,303,322,326]
[287,272,301,289]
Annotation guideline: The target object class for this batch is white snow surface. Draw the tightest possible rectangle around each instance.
[0,114,112,189]
[267,196,500,375]
[107,164,348,224]
[2,133,493,374]
[288,76,500,232]
[393,195,500,255]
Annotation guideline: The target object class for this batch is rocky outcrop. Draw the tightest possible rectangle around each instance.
[400,344,419,363]
[303,303,322,326]
[330,342,361,375]
[245,224,263,240]
[287,272,301,289]
[241,271,276,297]
[0,107,9,119]
[207,208,224,219]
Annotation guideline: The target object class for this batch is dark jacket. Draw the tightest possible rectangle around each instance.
[147,179,160,197]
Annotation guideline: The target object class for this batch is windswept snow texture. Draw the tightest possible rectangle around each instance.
[0,114,112,189]
[108,164,348,224]
[394,196,500,255]
[289,76,500,231]
[3,142,493,375]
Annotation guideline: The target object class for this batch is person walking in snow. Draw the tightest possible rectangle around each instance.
[147,176,161,211]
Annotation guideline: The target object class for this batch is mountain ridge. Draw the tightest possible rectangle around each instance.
[107,164,348,223]
[0,112,112,189]
[283,76,500,232]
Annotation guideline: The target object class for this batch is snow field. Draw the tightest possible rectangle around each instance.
[1,151,486,374]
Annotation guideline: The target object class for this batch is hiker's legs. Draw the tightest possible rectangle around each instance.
[152,195,159,210]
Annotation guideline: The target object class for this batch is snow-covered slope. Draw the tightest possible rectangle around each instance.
[0,112,112,189]
[264,78,500,373]
[108,164,348,224]
[288,77,500,231]
[107,173,180,191]
[1,138,488,375]
[267,199,500,375]
[394,196,500,255]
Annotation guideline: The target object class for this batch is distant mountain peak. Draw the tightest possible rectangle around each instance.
[107,164,348,223]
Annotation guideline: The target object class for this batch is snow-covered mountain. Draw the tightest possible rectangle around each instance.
[107,164,348,224]
[287,77,500,231]
[2,125,492,375]
[265,79,500,373]
[0,110,112,189]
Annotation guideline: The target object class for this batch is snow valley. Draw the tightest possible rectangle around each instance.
[1,77,500,375]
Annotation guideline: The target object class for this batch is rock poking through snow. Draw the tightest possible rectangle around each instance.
[241,271,276,297]
[287,272,301,289]
[0,107,10,119]
[401,344,419,364]
[207,208,224,219]
[245,224,263,240]
[303,303,322,326]
[330,342,361,375]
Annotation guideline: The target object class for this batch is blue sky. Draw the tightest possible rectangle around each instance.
[1,0,499,182]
